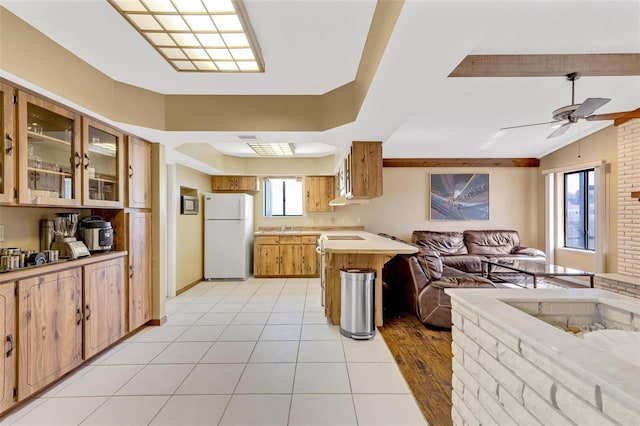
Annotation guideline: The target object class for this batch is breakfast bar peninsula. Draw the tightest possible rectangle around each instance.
[320,232,418,326]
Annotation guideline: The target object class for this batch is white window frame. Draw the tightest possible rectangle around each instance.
[263,177,303,217]
[542,160,607,272]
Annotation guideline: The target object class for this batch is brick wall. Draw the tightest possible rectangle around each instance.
[450,299,640,425]
[617,119,640,275]
[595,273,640,299]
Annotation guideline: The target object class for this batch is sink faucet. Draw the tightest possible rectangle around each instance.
[280,224,287,232]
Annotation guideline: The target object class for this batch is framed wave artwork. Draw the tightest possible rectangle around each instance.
[429,173,489,220]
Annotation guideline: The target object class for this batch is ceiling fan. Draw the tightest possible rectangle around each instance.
[501,72,636,138]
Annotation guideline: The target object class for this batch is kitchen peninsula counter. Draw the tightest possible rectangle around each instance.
[318,231,417,327]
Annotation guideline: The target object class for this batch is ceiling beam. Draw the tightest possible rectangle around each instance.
[614,108,640,126]
[449,54,640,77]
[383,158,540,168]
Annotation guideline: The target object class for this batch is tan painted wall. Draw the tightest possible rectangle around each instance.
[538,125,618,272]
[175,164,212,291]
[0,206,91,250]
[331,167,540,247]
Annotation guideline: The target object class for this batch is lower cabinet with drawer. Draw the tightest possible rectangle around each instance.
[254,234,320,278]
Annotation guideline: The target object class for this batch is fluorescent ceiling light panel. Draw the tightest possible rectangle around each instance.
[108,0,264,73]
[247,143,296,157]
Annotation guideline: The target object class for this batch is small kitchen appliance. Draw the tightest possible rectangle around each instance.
[78,215,113,253]
[51,213,90,259]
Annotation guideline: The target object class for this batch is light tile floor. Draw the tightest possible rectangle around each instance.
[3,277,427,426]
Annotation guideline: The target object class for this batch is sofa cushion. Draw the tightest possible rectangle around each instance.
[441,254,485,274]
[412,231,468,255]
[415,250,443,281]
[463,230,520,255]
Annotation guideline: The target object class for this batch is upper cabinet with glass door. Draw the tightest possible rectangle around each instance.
[0,82,16,205]
[17,91,81,206]
[82,118,124,208]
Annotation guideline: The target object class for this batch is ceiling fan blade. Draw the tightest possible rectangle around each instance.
[572,98,611,118]
[547,122,572,138]
[586,108,640,121]
[500,120,562,131]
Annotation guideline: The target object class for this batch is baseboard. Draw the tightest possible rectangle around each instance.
[176,278,205,295]
[147,316,167,326]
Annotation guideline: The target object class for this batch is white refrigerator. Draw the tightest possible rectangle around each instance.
[204,193,253,280]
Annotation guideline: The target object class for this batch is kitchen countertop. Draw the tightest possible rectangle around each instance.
[255,229,417,254]
[319,231,418,254]
[0,251,127,283]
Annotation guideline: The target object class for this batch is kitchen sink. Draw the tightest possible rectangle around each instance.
[325,235,365,240]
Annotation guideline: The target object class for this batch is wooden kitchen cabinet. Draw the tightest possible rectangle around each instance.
[127,136,152,209]
[254,236,280,277]
[279,238,302,276]
[16,90,82,206]
[254,234,319,278]
[211,175,259,193]
[17,268,83,400]
[334,142,382,201]
[346,141,382,199]
[0,283,16,413]
[83,258,125,359]
[0,82,15,205]
[128,211,152,331]
[82,118,125,208]
[301,236,319,275]
[304,176,335,212]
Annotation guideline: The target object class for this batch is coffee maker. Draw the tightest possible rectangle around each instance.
[50,213,90,259]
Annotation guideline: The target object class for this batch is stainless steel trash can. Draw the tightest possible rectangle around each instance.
[339,268,376,339]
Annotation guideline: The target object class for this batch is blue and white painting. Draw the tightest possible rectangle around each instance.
[430,173,489,220]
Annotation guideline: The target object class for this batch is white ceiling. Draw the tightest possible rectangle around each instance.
[2,0,639,172]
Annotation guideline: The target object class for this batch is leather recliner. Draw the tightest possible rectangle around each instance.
[383,247,496,328]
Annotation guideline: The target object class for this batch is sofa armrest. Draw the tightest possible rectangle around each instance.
[511,246,547,258]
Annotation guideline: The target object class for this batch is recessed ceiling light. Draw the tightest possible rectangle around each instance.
[247,143,295,157]
[108,0,264,73]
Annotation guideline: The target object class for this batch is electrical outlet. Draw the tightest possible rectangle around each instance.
[0,224,4,242]
[356,217,361,224]
[331,217,336,224]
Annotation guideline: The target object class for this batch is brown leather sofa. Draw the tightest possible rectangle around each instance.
[411,230,546,274]
[381,239,496,328]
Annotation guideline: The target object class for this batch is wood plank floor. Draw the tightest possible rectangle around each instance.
[378,310,453,426]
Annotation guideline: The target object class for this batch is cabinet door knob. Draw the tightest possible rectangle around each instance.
[74,152,82,169]
[83,153,91,170]
[129,165,134,179]
[5,335,14,358]
[130,265,134,279]
[85,304,92,321]
[76,308,83,325]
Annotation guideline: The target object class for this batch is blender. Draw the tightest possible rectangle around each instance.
[50,213,90,259]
